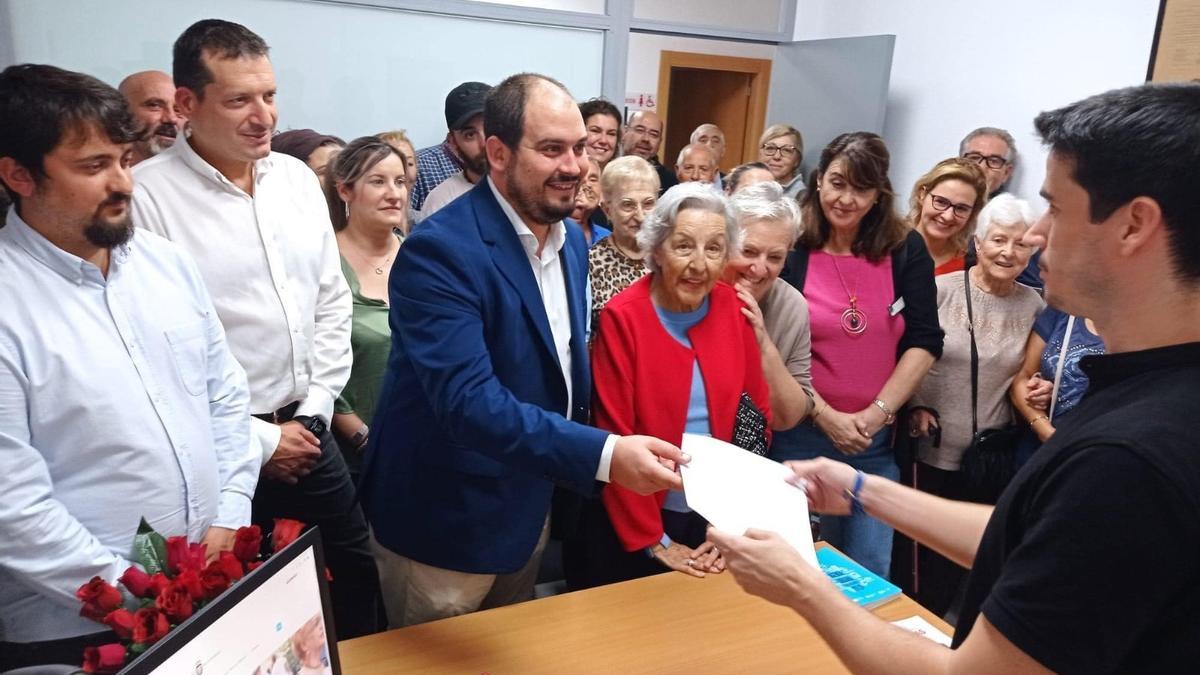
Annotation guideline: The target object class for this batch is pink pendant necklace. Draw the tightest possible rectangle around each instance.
[830,255,867,335]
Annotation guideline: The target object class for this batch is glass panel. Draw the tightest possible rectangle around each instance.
[471,0,606,13]
[634,0,783,33]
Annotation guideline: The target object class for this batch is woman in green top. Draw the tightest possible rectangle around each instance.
[323,137,409,475]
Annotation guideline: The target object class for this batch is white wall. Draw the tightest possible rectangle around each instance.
[625,32,776,104]
[0,0,604,148]
[791,0,1161,205]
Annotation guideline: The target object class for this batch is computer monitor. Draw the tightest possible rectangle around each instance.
[123,528,341,675]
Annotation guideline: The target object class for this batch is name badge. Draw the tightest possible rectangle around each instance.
[889,297,905,317]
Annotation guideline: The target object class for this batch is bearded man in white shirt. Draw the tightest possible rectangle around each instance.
[0,64,257,671]
[131,19,379,638]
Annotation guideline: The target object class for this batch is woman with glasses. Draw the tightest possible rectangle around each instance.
[757,124,806,199]
[776,132,943,578]
[589,156,659,328]
[321,137,409,479]
[908,158,989,275]
[906,194,1043,615]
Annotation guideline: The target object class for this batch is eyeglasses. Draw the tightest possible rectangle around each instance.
[962,152,1009,170]
[617,198,657,216]
[760,143,798,158]
[927,192,973,220]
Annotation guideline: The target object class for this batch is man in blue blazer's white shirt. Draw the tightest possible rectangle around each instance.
[362,73,687,627]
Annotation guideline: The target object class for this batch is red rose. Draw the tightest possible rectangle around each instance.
[165,536,207,575]
[82,643,127,674]
[131,607,170,644]
[155,582,194,623]
[102,608,136,640]
[215,551,245,581]
[247,561,263,572]
[147,572,171,597]
[199,564,231,601]
[174,568,204,599]
[232,525,262,564]
[271,518,305,553]
[76,577,123,621]
[119,567,156,598]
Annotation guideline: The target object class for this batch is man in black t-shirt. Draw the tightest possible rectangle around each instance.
[708,83,1200,674]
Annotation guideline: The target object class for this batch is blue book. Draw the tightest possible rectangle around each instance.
[817,547,902,609]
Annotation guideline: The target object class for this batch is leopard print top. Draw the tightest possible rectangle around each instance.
[588,237,648,331]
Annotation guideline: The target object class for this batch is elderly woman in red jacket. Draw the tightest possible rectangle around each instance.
[563,182,772,590]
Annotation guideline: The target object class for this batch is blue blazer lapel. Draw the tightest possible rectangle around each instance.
[560,223,591,422]
[472,183,560,370]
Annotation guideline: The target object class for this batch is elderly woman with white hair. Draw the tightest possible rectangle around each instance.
[725,181,814,430]
[905,193,1045,617]
[563,182,771,590]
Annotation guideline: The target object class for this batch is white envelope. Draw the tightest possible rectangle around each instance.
[679,433,818,568]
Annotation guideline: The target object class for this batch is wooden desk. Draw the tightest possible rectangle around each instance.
[338,552,952,674]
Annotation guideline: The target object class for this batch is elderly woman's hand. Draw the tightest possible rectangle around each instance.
[734,283,770,347]
[816,408,872,455]
[908,408,938,438]
[650,541,723,578]
[1024,373,1053,410]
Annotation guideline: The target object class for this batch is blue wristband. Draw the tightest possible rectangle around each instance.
[843,470,866,516]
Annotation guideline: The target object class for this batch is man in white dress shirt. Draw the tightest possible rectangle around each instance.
[131,20,378,638]
[0,64,257,670]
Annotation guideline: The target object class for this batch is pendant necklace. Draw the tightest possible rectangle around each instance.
[348,241,396,275]
[830,255,867,335]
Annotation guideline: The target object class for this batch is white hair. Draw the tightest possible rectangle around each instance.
[689,123,722,144]
[637,182,740,273]
[729,180,802,245]
[675,143,716,166]
[975,193,1038,242]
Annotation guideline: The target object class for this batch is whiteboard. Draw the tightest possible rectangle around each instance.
[1,0,605,147]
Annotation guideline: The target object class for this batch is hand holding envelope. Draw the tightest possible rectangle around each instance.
[679,433,818,568]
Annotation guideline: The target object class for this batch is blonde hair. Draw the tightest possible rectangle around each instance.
[907,157,988,255]
[600,155,660,201]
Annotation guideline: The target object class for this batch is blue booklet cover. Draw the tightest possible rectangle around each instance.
[817,547,902,609]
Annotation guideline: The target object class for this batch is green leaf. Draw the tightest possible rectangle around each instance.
[130,642,148,655]
[131,518,169,577]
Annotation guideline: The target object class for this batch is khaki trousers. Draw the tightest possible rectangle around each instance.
[370,517,550,628]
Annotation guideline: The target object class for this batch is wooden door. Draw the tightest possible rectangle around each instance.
[656,52,772,173]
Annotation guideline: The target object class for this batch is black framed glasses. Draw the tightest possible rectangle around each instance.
[962,151,1008,170]
[927,193,973,220]
[760,143,798,158]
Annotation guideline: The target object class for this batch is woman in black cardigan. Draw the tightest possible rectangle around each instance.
[772,132,943,578]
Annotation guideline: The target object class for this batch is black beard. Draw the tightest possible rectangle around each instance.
[506,171,577,225]
[84,195,134,247]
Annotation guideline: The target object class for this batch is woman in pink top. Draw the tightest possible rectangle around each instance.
[775,132,943,577]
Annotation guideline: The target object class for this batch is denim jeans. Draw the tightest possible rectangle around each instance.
[770,423,899,578]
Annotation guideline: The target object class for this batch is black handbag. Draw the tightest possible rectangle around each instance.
[731,392,769,456]
[959,268,1021,504]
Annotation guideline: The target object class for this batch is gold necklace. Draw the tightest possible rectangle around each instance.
[344,237,397,275]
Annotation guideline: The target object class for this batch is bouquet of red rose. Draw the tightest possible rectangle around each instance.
[76,517,306,674]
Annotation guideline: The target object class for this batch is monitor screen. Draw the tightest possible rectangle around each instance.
[123,528,340,675]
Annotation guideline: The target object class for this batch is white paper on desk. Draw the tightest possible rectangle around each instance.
[680,433,817,568]
[891,616,953,647]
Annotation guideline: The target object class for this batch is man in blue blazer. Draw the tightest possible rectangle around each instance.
[361,73,686,627]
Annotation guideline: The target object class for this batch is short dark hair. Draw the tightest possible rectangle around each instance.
[173,19,269,98]
[1035,83,1200,282]
[797,131,908,261]
[485,73,570,150]
[0,64,139,205]
[726,161,770,194]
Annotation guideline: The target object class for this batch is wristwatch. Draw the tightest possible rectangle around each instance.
[293,415,327,438]
[349,424,369,451]
[871,398,896,425]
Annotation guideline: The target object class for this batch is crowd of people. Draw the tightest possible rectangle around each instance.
[2,15,1198,674]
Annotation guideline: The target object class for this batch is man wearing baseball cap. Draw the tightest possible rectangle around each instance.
[410,81,491,217]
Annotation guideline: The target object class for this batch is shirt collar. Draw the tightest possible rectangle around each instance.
[1081,342,1200,393]
[176,135,275,195]
[3,207,130,285]
[486,176,566,258]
